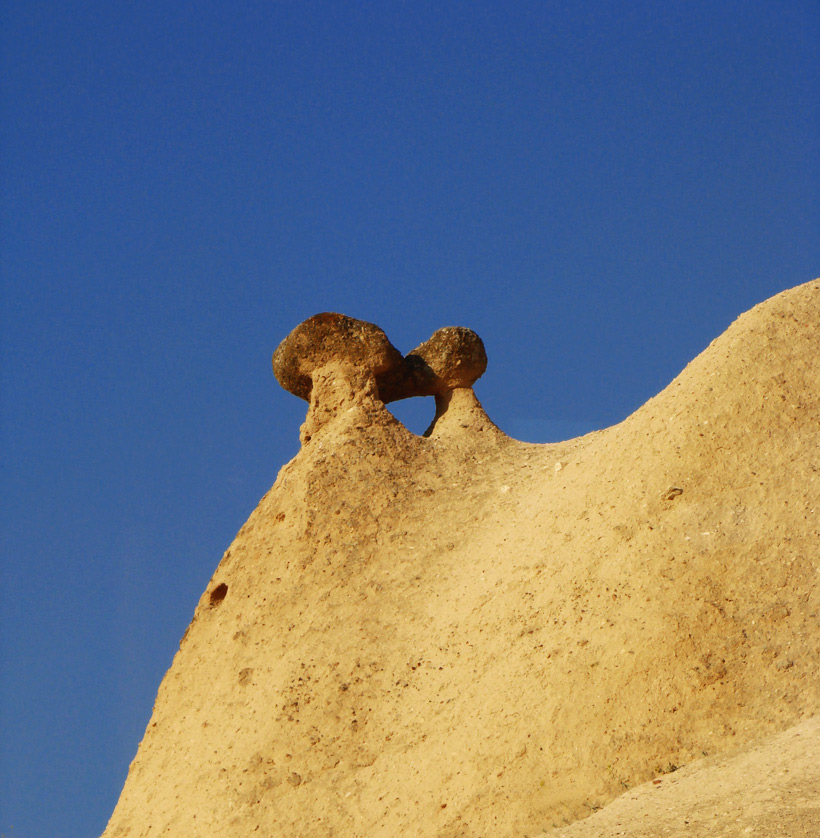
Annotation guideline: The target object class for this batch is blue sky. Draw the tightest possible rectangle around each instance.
[1,2,817,835]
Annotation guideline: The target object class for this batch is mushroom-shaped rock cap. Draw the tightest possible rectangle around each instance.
[409,326,487,392]
[273,313,404,401]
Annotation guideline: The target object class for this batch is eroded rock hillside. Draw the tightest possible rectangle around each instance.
[103,280,820,837]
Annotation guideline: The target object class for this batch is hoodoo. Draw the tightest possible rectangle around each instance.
[103,282,820,837]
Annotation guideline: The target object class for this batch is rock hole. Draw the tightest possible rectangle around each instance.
[209,583,228,607]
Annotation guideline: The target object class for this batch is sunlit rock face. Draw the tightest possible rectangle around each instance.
[103,281,820,838]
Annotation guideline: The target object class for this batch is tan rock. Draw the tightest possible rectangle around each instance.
[540,716,820,838]
[409,325,488,392]
[272,312,404,402]
[103,279,820,838]
[379,326,489,403]
[274,316,493,441]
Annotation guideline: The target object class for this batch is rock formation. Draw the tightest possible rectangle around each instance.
[273,313,490,441]
[102,281,820,837]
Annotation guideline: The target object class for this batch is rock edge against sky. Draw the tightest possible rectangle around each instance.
[103,280,820,837]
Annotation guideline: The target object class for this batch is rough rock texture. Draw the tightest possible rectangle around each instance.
[272,312,404,402]
[275,315,489,408]
[103,280,820,838]
[541,716,820,837]
[377,326,488,403]
[410,326,488,392]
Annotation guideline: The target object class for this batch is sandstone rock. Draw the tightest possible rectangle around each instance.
[272,312,404,401]
[409,326,487,393]
[273,316,489,417]
[377,326,488,404]
[103,281,820,838]
[375,352,439,403]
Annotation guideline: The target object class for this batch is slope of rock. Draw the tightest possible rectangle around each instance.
[541,715,820,837]
[102,280,820,837]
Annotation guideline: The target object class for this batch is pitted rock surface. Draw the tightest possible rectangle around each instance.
[272,313,404,401]
[103,280,820,838]
[378,327,489,403]
[274,315,488,408]
[408,327,487,393]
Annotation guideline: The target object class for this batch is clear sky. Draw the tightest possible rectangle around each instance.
[1,2,817,835]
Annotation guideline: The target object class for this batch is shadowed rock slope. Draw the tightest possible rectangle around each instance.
[103,280,820,837]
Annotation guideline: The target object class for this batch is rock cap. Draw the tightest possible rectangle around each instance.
[273,313,404,401]
[408,326,487,393]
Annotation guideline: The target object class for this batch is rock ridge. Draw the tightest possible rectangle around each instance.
[102,279,820,838]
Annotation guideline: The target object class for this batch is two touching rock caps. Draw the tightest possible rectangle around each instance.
[273,313,488,440]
